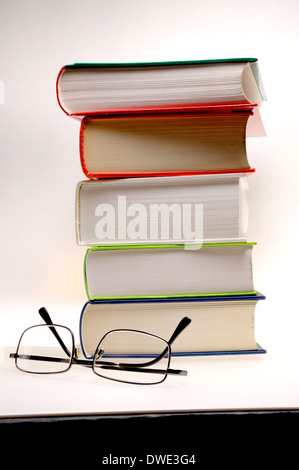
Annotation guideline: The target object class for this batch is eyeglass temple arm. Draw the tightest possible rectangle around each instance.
[99,364,187,376]
[38,308,191,364]
[9,352,186,376]
[38,307,72,358]
[167,316,191,347]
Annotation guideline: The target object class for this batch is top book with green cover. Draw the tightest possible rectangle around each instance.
[56,58,266,116]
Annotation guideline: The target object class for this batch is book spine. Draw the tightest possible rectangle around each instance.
[56,66,70,116]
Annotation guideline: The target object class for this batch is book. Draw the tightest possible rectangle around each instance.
[79,293,266,358]
[83,242,257,301]
[56,58,265,117]
[79,110,262,179]
[76,173,249,246]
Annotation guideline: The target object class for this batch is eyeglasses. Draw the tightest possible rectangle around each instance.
[10,307,191,385]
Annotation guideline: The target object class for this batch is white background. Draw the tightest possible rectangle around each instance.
[0,0,299,410]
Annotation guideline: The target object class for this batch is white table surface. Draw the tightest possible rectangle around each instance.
[1,343,298,419]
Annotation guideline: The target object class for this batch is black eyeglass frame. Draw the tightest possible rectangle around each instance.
[10,307,191,385]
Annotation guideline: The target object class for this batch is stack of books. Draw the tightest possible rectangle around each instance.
[56,58,266,358]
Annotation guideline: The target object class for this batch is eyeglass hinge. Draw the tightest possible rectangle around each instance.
[75,343,83,359]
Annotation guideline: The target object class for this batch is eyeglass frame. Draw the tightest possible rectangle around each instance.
[10,307,191,385]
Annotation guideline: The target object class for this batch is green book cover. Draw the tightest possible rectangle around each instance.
[66,57,258,68]
[83,242,258,301]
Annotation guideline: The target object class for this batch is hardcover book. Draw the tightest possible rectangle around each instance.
[76,173,250,246]
[79,111,263,179]
[79,293,266,358]
[83,242,257,301]
[56,58,265,116]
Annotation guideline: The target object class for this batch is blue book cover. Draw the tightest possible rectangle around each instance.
[79,293,266,359]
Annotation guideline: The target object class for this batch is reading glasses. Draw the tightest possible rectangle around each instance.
[10,307,191,385]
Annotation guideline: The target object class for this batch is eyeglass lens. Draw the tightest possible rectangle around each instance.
[15,324,73,374]
[93,330,170,385]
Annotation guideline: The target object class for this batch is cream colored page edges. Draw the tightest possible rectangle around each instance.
[83,114,249,173]
[82,300,258,355]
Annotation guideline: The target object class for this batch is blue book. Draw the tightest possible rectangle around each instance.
[79,293,266,359]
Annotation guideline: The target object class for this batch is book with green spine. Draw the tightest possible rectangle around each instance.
[83,242,257,301]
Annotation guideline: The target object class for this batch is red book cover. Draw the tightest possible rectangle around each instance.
[79,109,260,179]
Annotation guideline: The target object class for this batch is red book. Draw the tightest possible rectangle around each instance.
[79,110,261,179]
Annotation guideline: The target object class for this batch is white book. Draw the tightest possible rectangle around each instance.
[57,59,265,116]
[76,173,249,246]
